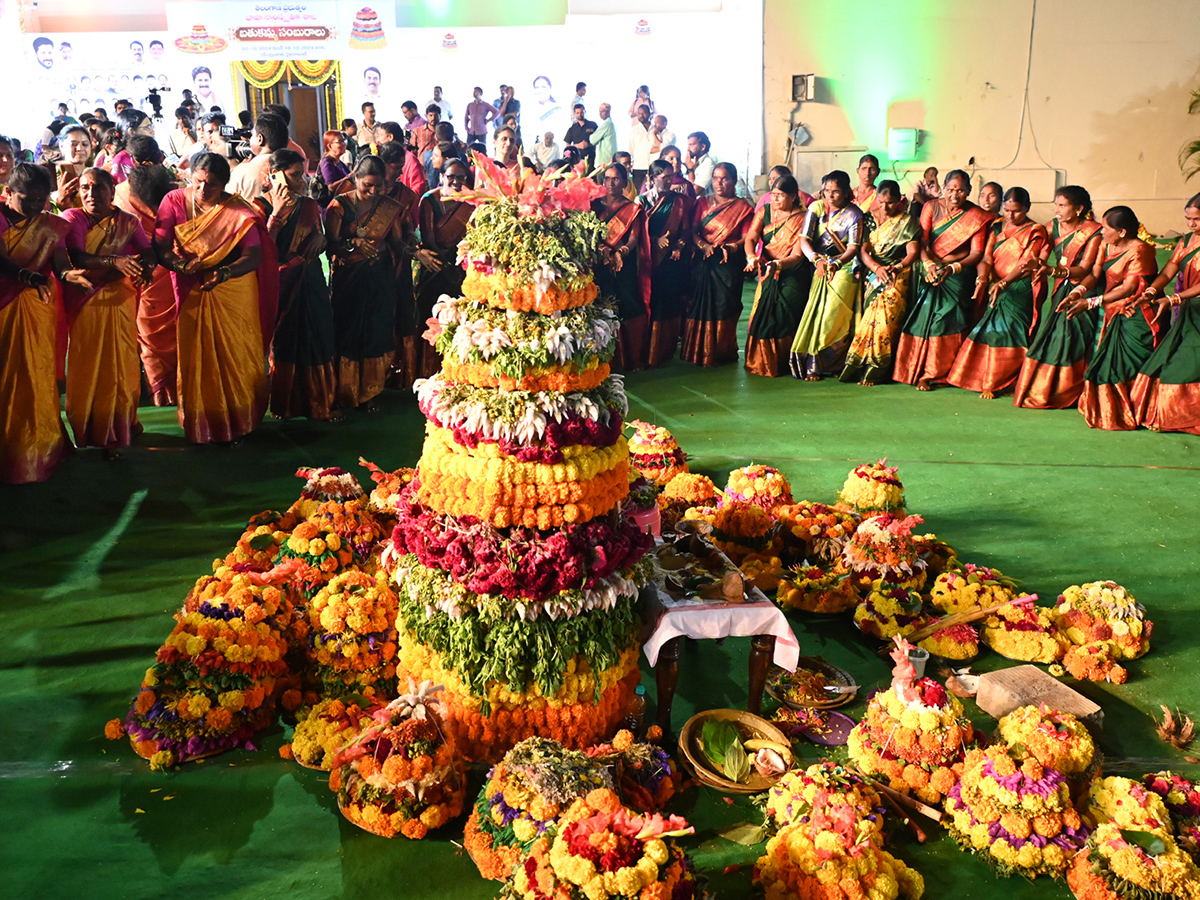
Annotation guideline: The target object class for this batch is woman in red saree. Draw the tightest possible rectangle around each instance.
[894,170,992,390]
[743,174,811,377]
[413,158,473,383]
[592,162,651,370]
[0,163,91,483]
[327,155,407,410]
[1130,194,1200,433]
[1058,206,1160,431]
[683,162,753,367]
[637,159,691,366]
[255,149,337,422]
[1012,186,1103,409]
[61,168,154,456]
[948,186,1049,398]
[154,152,278,445]
[114,134,179,406]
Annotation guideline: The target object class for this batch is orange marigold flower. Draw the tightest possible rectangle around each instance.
[104,719,125,740]
[278,744,294,760]
[281,689,302,712]
[612,729,634,752]
[135,689,157,715]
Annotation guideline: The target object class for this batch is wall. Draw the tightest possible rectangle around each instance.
[763,0,1200,232]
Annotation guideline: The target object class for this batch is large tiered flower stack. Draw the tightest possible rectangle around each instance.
[389,157,655,761]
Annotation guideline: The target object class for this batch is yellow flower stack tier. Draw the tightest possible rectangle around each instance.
[724,464,794,511]
[837,457,905,516]
[1052,581,1153,684]
[504,787,700,900]
[388,157,655,762]
[330,679,467,839]
[928,563,1019,614]
[847,637,975,804]
[755,760,924,900]
[981,596,1070,663]
[996,705,1099,790]
[1068,776,1200,900]
[626,419,689,486]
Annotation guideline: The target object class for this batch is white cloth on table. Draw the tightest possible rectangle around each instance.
[641,588,800,671]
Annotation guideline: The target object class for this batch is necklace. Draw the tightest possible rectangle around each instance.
[188,188,218,220]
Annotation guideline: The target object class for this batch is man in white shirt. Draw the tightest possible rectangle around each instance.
[627,103,653,191]
[591,102,615,170]
[427,86,452,121]
[651,115,675,157]
[685,131,715,195]
[532,132,559,172]
[227,112,287,201]
[570,82,587,111]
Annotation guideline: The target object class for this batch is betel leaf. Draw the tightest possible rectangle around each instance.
[248,533,276,550]
[1119,829,1166,856]
[701,719,739,771]
[724,744,751,783]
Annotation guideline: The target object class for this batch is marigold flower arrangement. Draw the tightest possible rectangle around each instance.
[1144,771,1200,861]
[464,737,615,880]
[841,514,927,589]
[914,533,958,579]
[218,514,295,573]
[625,420,688,486]
[288,695,384,770]
[1087,777,1172,834]
[754,809,924,900]
[440,356,612,394]
[928,563,1019,615]
[329,680,466,839]
[981,596,1069,663]
[1064,641,1129,684]
[1052,581,1152,661]
[775,563,859,614]
[505,787,699,900]
[944,744,1091,878]
[289,466,365,519]
[765,762,885,843]
[585,730,679,813]
[277,520,357,599]
[846,638,974,804]
[836,457,905,516]
[461,267,599,314]
[917,622,980,660]
[1066,821,1200,900]
[724,464,794,511]
[709,501,775,561]
[660,472,720,506]
[997,705,1097,776]
[307,571,398,698]
[739,553,784,593]
[854,586,928,639]
[775,501,859,563]
[358,457,416,520]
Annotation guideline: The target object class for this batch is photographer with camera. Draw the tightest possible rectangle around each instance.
[196,112,228,160]
[228,113,288,202]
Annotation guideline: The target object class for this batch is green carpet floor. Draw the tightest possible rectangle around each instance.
[2,296,1198,900]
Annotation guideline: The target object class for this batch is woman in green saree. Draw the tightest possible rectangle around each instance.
[840,180,920,385]
[789,169,864,380]
[743,174,811,377]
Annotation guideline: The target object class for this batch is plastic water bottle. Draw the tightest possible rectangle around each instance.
[623,684,647,735]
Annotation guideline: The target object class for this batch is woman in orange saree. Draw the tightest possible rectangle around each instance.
[255,149,337,422]
[61,168,153,456]
[1058,206,1160,431]
[637,159,691,366]
[893,170,992,390]
[743,174,811,377]
[0,163,91,483]
[1130,194,1200,433]
[411,158,472,385]
[592,162,651,371]
[327,155,406,410]
[114,135,180,406]
[683,162,752,367]
[1012,186,1103,409]
[947,187,1049,398]
[154,152,278,445]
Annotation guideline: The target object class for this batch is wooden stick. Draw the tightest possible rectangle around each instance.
[880,790,928,842]
[873,780,945,824]
[876,599,1013,655]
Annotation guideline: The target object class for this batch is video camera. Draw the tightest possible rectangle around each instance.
[146,86,169,118]
[219,124,254,161]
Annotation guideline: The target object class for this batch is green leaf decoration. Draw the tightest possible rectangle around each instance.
[248,533,276,550]
[1119,829,1166,856]
[716,821,767,845]
[724,742,751,784]
[701,719,739,771]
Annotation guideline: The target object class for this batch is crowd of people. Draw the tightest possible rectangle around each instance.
[1,87,1198,486]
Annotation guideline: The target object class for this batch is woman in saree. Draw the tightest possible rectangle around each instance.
[115,134,180,406]
[154,152,278,445]
[0,163,91,483]
[61,168,153,456]
[327,155,407,411]
[638,159,691,366]
[893,169,992,390]
[978,182,1004,221]
[255,149,337,422]
[1058,206,1160,431]
[948,187,1049,398]
[789,169,865,380]
[1130,194,1200,433]
[840,180,920,385]
[1012,185,1103,409]
[412,157,472,382]
[851,154,882,228]
[592,162,651,370]
[743,174,811,377]
[376,141,421,389]
[683,162,753,367]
